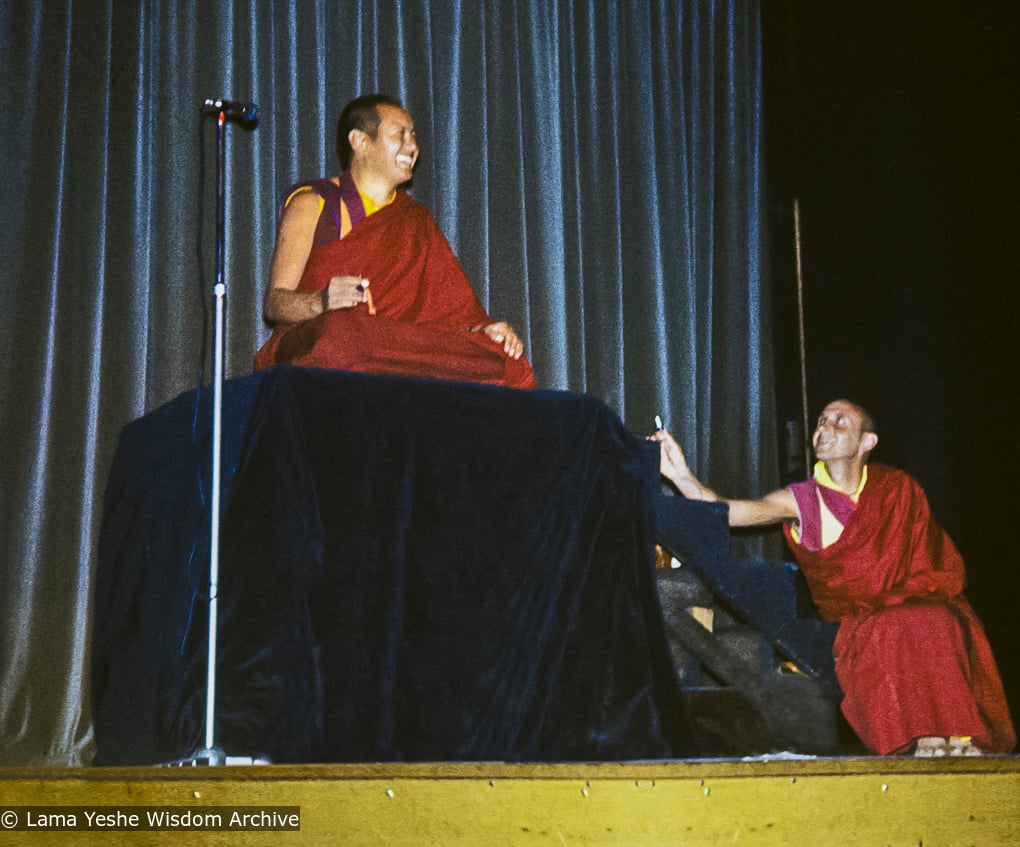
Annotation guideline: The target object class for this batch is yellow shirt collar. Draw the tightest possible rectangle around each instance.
[813,461,868,500]
[360,188,395,216]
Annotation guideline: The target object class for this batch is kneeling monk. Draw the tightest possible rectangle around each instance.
[653,399,1015,757]
[254,93,536,389]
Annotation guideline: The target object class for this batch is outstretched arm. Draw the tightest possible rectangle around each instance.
[723,490,799,528]
[651,427,717,501]
[651,429,798,528]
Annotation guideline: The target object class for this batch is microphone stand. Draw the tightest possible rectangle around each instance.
[162,100,256,769]
[189,102,252,767]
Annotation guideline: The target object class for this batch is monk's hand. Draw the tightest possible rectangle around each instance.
[323,276,369,311]
[649,428,702,499]
[479,321,524,360]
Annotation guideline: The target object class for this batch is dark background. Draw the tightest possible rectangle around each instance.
[761,2,1019,720]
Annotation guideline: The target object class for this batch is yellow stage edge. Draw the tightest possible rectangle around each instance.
[1,757,1018,845]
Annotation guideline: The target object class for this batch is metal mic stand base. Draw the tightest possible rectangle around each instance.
[159,749,273,767]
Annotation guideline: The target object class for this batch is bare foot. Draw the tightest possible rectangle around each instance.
[913,736,947,757]
[949,736,983,756]
[914,736,983,757]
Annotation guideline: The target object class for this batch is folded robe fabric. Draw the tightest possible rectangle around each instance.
[92,367,689,764]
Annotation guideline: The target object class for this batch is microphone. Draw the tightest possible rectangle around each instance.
[202,98,258,124]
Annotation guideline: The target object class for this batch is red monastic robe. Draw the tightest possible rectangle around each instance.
[784,464,1014,754]
[254,183,536,389]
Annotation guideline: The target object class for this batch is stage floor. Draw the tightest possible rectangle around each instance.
[1,757,1018,845]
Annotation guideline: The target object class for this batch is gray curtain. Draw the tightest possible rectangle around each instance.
[0,0,774,766]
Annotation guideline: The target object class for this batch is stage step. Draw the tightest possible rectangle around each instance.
[654,495,842,755]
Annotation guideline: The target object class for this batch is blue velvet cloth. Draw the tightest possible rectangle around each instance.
[92,366,690,764]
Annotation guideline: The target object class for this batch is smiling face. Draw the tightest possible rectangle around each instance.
[350,103,418,191]
[812,400,878,465]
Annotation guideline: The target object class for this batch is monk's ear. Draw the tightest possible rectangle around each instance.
[860,432,878,456]
[348,128,366,157]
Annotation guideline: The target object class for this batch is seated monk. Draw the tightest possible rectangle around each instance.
[254,93,536,389]
[653,399,1015,757]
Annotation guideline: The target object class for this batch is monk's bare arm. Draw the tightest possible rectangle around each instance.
[262,191,366,323]
[652,429,798,527]
[723,489,798,528]
[652,428,717,500]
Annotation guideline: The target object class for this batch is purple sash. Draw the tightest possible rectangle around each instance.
[788,478,857,551]
[338,169,367,229]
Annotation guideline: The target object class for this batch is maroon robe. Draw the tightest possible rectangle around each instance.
[254,184,536,389]
[783,464,1015,754]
